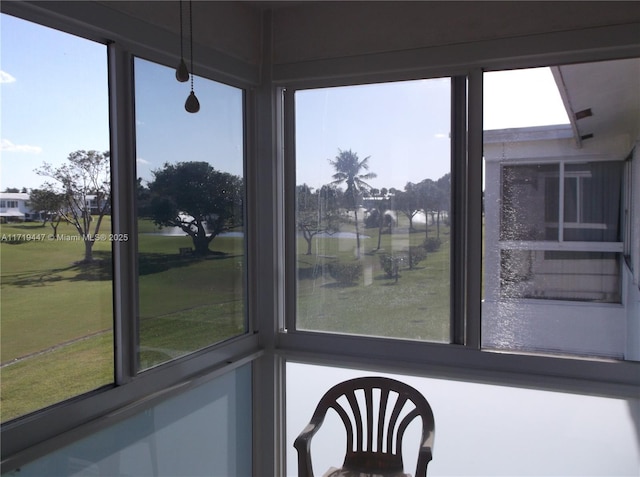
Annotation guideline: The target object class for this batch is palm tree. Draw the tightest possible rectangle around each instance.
[329,149,377,258]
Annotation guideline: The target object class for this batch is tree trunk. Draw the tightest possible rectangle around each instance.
[305,236,313,255]
[424,211,429,243]
[354,208,361,258]
[83,239,94,263]
[192,235,210,255]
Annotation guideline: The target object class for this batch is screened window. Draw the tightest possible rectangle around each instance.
[293,79,452,342]
[134,58,247,370]
[482,58,638,359]
[0,14,112,422]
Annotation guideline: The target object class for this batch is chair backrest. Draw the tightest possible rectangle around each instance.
[311,376,435,474]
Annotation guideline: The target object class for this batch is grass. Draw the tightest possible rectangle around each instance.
[0,333,113,421]
[296,220,451,341]
[1,218,245,421]
[0,216,449,422]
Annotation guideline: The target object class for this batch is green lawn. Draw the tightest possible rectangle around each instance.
[1,219,245,421]
[0,216,449,422]
[296,220,451,341]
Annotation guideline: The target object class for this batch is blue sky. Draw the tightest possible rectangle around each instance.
[296,78,452,190]
[1,14,109,190]
[1,12,569,192]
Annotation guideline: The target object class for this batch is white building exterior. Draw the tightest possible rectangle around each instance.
[0,192,38,221]
[482,59,640,360]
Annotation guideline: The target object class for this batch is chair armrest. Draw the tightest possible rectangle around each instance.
[414,434,434,477]
[294,421,322,477]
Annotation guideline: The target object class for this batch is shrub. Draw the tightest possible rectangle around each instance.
[407,246,427,269]
[423,237,442,253]
[379,253,404,282]
[327,261,363,285]
[364,209,379,228]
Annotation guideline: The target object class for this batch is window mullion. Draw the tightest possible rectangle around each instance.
[559,161,565,242]
[465,69,484,349]
[108,42,138,383]
[451,76,467,345]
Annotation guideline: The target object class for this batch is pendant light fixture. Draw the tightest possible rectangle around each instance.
[184,0,200,113]
[175,0,189,82]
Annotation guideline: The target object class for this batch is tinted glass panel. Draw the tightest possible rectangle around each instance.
[0,14,112,421]
[295,79,451,342]
[134,58,246,370]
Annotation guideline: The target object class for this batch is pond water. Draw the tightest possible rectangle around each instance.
[143,227,244,238]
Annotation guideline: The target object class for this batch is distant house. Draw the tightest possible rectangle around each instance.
[0,192,39,222]
[0,192,110,223]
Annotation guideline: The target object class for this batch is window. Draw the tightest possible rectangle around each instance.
[483,59,638,360]
[499,161,623,302]
[2,3,638,475]
[134,58,247,370]
[292,79,452,342]
[0,14,112,422]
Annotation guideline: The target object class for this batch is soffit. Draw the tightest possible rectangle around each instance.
[558,58,640,145]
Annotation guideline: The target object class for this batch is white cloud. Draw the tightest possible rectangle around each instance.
[0,71,16,83]
[434,133,448,139]
[137,157,150,165]
[1,139,43,154]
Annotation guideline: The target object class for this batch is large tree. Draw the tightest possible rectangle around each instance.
[297,184,341,255]
[36,150,111,263]
[28,186,66,238]
[148,161,243,256]
[329,149,376,258]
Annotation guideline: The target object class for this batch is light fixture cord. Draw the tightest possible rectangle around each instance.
[189,0,194,92]
[179,0,184,60]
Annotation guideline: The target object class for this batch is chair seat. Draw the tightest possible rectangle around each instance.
[323,467,411,477]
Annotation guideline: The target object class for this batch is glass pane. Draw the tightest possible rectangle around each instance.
[287,362,640,476]
[15,364,252,477]
[483,60,638,360]
[564,162,623,241]
[134,58,246,370]
[0,14,113,422]
[500,164,558,241]
[295,79,451,342]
